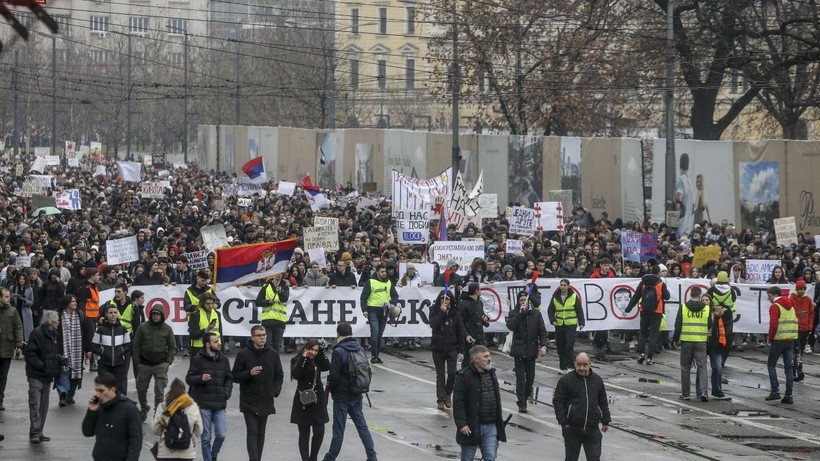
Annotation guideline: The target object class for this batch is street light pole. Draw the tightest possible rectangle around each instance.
[664,0,676,213]
[183,32,189,161]
[327,0,336,129]
[451,0,460,176]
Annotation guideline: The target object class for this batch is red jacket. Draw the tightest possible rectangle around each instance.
[768,296,794,342]
[590,267,616,279]
[789,292,815,332]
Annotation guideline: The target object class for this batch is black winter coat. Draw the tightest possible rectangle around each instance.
[430,304,468,353]
[232,340,284,416]
[81,395,143,461]
[290,351,331,426]
[25,324,62,381]
[553,370,611,431]
[459,296,488,346]
[452,364,507,446]
[506,307,549,359]
[186,349,233,410]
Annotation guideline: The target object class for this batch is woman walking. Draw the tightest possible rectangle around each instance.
[430,290,469,410]
[11,272,34,342]
[56,295,89,406]
[290,339,331,461]
[152,377,203,460]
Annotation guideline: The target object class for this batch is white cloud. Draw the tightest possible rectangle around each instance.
[747,166,779,203]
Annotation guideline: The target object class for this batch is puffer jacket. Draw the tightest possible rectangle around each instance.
[302,271,329,287]
[92,319,132,367]
[429,303,467,353]
[232,339,284,416]
[25,324,62,381]
[553,369,611,431]
[186,349,233,410]
[0,302,24,358]
[506,304,549,359]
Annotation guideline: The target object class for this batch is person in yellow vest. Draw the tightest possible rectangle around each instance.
[547,279,585,375]
[360,264,399,364]
[672,286,711,401]
[188,293,223,362]
[706,271,737,364]
[766,286,797,404]
[101,283,142,336]
[184,270,219,356]
[254,273,290,352]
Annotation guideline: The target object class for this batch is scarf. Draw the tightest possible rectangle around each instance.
[166,394,194,416]
[61,310,84,379]
[717,318,727,347]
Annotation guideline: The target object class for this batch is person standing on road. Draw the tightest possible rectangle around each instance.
[56,294,90,406]
[707,271,737,360]
[360,264,398,364]
[91,305,132,395]
[790,278,815,382]
[24,310,63,443]
[459,282,489,360]
[76,267,101,371]
[673,286,711,401]
[506,290,549,413]
[152,377,203,461]
[290,338,331,461]
[232,325,284,461]
[452,344,506,461]
[766,286,797,404]
[625,265,670,366]
[553,352,611,461]
[81,372,143,461]
[254,273,290,352]
[321,322,378,461]
[188,293,222,361]
[186,332,233,461]
[0,287,24,411]
[430,290,470,410]
[547,279,585,375]
[132,304,176,422]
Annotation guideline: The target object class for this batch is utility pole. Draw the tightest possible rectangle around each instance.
[664,0,676,212]
[235,34,240,125]
[12,49,20,158]
[327,0,336,129]
[183,33,189,161]
[450,0,460,176]
[52,35,57,159]
[126,34,132,160]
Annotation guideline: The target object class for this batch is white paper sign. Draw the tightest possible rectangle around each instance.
[314,217,339,228]
[304,226,339,252]
[173,162,188,169]
[183,250,209,270]
[30,157,47,173]
[68,158,80,168]
[105,236,139,265]
[399,262,435,286]
[307,248,327,269]
[45,155,61,166]
[94,165,107,176]
[479,193,498,219]
[237,197,253,207]
[141,183,165,199]
[773,217,798,247]
[395,209,429,244]
[22,181,47,197]
[34,147,49,157]
[745,259,781,284]
[430,241,485,274]
[508,206,536,236]
[506,239,523,254]
[117,161,142,182]
[201,224,230,252]
[534,201,563,231]
[277,181,296,196]
[15,255,32,267]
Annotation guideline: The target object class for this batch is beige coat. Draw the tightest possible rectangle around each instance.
[151,400,203,459]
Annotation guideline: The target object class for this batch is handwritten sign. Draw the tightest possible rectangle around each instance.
[105,236,139,265]
[201,224,230,252]
[314,217,339,228]
[508,206,536,236]
[395,209,429,244]
[534,201,563,231]
[22,180,47,197]
[237,197,253,207]
[745,259,780,283]
[183,250,209,270]
[773,217,797,247]
[307,248,327,269]
[506,239,523,254]
[621,231,658,263]
[430,241,485,274]
[478,193,498,220]
[304,226,339,252]
[141,183,165,199]
[15,255,32,267]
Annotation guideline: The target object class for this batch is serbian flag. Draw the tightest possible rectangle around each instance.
[241,157,267,184]
[301,174,320,193]
[213,238,297,289]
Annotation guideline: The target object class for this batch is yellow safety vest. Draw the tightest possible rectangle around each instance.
[186,287,215,308]
[119,302,137,335]
[773,303,798,341]
[679,302,708,342]
[262,284,288,323]
[553,293,578,326]
[711,290,735,315]
[191,308,220,348]
[366,278,392,307]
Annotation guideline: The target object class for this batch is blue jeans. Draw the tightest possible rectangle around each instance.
[322,395,376,461]
[460,423,498,461]
[708,352,724,396]
[200,408,227,461]
[367,307,387,359]
[767,341,794,396]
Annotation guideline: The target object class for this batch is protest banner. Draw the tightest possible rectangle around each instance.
[478,193,498,219]
[356,196,378,211]
[508,206,536,236]
[430,241,485,274]
[45,155,60,166]
[152,152,166,167]
[173,162,188,169]
[201,224,230,251]
[28,175,54,188]
[55,189,82,210]
[112,278,790,337]
[534,201,563,231]
[118,161,142,182]
[773,217,798,247]
[745,259,781,283]
[223,180,264,197]
[314,217,339,228]
[140,182,165,199]
[94,165,107,176]
[15,255,32,267]
[692,245,721,268]
[30,157,47,173]
[304,225,339,252]
[277,181,296,196]
[183,250,209,270]
[391,168,452,216]
[395,209,429,244]
[399,262,435,286]
[307,248,327,269]
[620,231,658,263]
[506,239,523,254]
[22,181,47,197]
[105,236,139,265]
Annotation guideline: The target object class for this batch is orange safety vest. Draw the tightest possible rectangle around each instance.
[84,285,100,318]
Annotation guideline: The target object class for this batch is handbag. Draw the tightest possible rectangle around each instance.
[298,363,319,406]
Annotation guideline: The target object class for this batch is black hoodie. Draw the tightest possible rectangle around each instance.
[624,274,670,314]
[131,305,176,366]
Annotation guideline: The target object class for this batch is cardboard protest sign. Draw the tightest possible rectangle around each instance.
[201,224,230,252]
[314,217,339,228]
[479,193,498,219]
[534,201,563,231]
[277,181,296,196]
[506,239,523,254]
[620,231,658,263]
[105,236,139,265]
[773,217,798,247]
[692,246,721,268]
[141,183,165,199]
[183,250,209,270]
[508,207,536,236]
[307,248,327,269]
[304,226,339,252]
[745,259,780,283]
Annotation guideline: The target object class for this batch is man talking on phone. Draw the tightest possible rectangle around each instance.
[81,372,142,461]
[187,332,233,461]
[188,293,223,363]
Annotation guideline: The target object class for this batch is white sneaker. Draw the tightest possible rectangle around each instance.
[557,369,566,375]
[805,344,813,355]
[629,341,637,351]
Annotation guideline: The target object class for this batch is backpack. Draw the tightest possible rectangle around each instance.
[641,282,664,313]
[346,347,372,394]
[164,408,192,450]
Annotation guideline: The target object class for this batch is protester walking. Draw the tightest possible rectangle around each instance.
[24,310,63,443]
[790,278,815,382]
[506,290,549,413]
[56,294,90,406]
[152,377,203,460]
[673,286,711,401]
[766,286,797,404]
[92,304,132,395]
[0,287,24,411]
[81,372,143,461]
[430,290,469,410]
[625,265,670,365]
[360,264,399,364]
[547,279,585,374]
[186,332,233,461]
[133,304,177,421]
[254,273,290,351]
[290,338,331,461]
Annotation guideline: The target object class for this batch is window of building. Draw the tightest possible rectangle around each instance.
[351,8,359,34]
[350,59,359,88]
[168,18,187,35]
[377,59,387,89]
[379,7,387,35]
[54,15,70,36]
[130,16,149,34]
[90,15,109,33]
[405,58,415,89]
[90,50,108,64]
[406,7,415,34]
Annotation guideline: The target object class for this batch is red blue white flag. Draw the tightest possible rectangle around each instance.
[213,239,297,289]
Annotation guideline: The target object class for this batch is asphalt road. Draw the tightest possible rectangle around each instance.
[1,335,819,460]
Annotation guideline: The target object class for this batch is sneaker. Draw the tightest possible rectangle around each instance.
[637,354,646,364]
[781,395,793,404]
[518,405,528,414]
[89,362,98,372]
[711,392,726,399]
[140,406,150,422]
[679,395,690,400]
[30,437,41,444]
[437,402,446,410]
[755,341,765,348]
[765,392,781,401]
[620,338,626,344]
[700,395,709,402]
[804,344,813,355]
[797,372,805,381]
[182,349,190,357]
[371,357,383,364]
[646,358,654,365]
[39,435,51,442]
[59,393,67,407]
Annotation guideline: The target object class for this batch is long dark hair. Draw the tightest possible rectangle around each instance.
[164,378,187,407]
[290,339,321,380]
